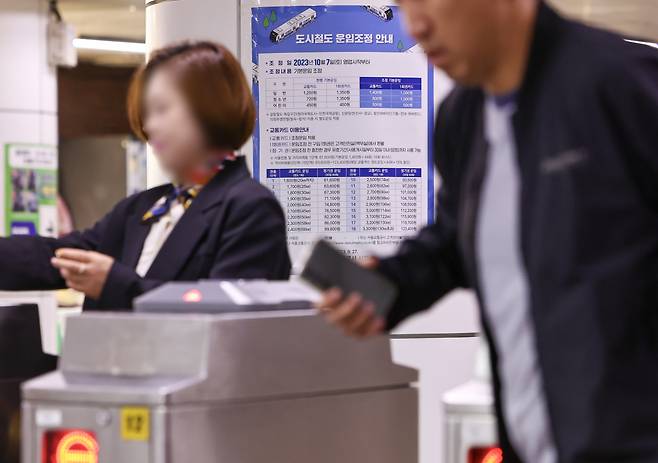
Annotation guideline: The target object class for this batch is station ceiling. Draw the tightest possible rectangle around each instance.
[56,0,656,67]
[59,0,145,66]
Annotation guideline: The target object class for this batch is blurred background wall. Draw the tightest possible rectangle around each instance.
[57,62,136,229]
[549,0,658,41]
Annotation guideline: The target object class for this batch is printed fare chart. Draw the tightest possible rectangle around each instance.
[258,51,431,257]
[266,167,422,234]
[265,76,422,110]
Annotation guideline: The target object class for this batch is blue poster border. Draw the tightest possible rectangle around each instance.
[250,4,436,226]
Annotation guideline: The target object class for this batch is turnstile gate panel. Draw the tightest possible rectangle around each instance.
[22,310,418,463]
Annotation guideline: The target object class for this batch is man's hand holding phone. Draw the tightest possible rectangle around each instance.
[316,257,386,338]
[301,240,397,339]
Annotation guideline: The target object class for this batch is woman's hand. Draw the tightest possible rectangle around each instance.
[51,248,114,300]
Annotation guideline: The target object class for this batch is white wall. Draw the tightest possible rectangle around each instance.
[0,0,58,235]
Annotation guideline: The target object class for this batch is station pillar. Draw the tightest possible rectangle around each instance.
[144,0,241,187]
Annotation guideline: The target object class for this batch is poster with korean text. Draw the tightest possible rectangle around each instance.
[249,4,434,266]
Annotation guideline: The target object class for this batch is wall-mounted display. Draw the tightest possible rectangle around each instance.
[2,144,58,238]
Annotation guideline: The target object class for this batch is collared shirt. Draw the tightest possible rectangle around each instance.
[136,175,212,278]
[476,94,557,463]
[136,197,187,277]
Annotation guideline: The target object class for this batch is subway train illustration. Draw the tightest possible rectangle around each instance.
[364,5,394,21]
[270,8,318,43]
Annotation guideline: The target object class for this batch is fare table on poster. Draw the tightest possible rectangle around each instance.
[250,5,434,263]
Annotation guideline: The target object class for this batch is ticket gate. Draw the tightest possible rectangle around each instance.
[22,310,418,463]
[443,380,500,463]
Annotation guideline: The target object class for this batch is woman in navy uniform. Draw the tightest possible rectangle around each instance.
[0,41,291,309]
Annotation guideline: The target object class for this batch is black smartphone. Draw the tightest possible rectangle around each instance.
[301,240,398,318]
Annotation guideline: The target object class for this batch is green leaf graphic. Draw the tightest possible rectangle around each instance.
[397,40,404,51]
[264,17,270,28]
[271,11,277,23]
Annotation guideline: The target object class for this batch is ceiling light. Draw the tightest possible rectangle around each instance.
[73,38,146,54]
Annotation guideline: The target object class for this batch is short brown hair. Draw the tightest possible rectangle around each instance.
[127,41,255,151]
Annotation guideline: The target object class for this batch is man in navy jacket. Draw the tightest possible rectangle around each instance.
[319,1,658,461]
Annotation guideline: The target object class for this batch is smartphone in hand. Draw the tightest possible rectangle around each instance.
[301,240,398,318]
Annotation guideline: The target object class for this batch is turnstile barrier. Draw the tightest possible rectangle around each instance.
[22,310,418,463]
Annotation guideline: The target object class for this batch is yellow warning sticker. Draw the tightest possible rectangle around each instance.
[120,407,150,441]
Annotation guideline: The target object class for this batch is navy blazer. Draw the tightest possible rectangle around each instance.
[378,3,658,462]
[0,157,291,309]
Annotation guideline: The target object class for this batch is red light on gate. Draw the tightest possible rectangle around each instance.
[43,429,99,463]
[468,446,503,463]
[183,289,202,303]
